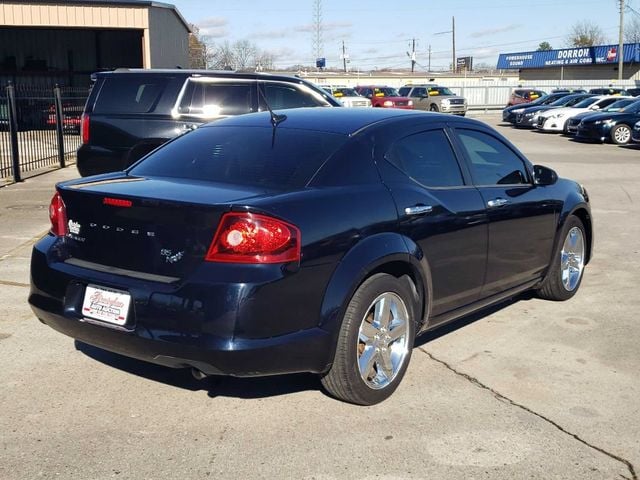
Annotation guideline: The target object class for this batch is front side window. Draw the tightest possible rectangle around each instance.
[456,129,529,186]
[412,87,427,97]
[262,83,324,109]
[385,129,464,188]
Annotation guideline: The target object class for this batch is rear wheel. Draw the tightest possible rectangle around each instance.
[610,124,631,144]
[321,274,416,405]
[537,216,586,301]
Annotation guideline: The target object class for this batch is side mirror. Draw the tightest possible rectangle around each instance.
[533,165,558,186]
[590,105,600,110]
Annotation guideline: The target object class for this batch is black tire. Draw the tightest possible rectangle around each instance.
[321,273,417,405]
[537,216,587,301]
[429,104,439,112]
[610,124,631,145]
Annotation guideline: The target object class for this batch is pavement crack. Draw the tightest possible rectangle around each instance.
[419,347,637,480]
[0,279,29,288]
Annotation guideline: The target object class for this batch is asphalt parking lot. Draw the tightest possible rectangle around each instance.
[0,113,638,480]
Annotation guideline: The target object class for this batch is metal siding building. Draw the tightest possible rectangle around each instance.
[0,0,190,86]
[497,44,640,81]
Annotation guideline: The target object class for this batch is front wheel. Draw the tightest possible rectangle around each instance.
[537,216,586,301]
[610,124,631,144]
[429,104,439,112]
[321,274,417,405]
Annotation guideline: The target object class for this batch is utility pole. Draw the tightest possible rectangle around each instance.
[312,0,324,63]
[452,16,456,73]
[410,38,416,72]
[342,40,347,72]
[619,0,625,81]
[428,44,431,72]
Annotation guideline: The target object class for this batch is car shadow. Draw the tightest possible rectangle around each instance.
[618,143,640,150]
[74,340,321,399]
[414,291,536,348]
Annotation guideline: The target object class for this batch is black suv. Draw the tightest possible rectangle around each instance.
[77,69,341,176]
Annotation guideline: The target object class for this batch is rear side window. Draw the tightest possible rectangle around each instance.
[177,80,255,117]
[93,77,168,114]
[129,125,347,190]
[385,130,464,187]
[456,129,529,186]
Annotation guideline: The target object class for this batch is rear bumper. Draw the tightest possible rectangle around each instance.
[30,303,332,376]
[29,236,335,377]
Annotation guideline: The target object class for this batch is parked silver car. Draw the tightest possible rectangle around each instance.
[398,84,467,115]
[320,85,371,108]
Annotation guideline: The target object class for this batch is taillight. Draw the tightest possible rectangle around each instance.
[81,113,90,144]
[206,212,300,264]
[49,191,68,236]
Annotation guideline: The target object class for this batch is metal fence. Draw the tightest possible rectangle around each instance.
[0,84,88,183]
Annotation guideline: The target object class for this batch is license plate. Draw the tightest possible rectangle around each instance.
[81,284,132,326]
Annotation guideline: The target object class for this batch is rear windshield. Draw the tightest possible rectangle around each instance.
[129,125,347,190]
[94,76,168,114]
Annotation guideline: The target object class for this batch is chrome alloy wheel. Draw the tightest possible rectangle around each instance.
[614,125,631,144]
[561,226,585,291]
[357,292,410,390]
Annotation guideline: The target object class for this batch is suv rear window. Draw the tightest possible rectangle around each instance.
[129,125,347,189]
[93,77,168,114]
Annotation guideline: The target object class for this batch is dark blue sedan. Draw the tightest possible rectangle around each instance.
[575,99,640,144]
[29,108,593,405]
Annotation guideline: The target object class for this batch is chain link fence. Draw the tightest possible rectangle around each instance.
[0,83,89,184]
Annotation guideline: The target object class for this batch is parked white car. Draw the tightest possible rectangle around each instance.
[319,85,372,108]
[536,95,632,133]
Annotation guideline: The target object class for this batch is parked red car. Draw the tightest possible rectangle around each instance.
[354,86,413,109]
[507,89,546,107]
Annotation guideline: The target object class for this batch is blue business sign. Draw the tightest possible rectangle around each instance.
[497,43,640,69]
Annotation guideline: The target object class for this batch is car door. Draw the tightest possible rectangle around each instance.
[377,125,488,319]
[409,87,429,111]
[452,127,559,298]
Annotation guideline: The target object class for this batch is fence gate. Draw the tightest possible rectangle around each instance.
[0,83,88,184]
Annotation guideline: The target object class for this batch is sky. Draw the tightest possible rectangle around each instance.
[169,0,632,71]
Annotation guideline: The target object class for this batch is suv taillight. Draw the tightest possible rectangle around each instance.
[81,113,90,144]
[206,212,300,264]
[49,192,68,236]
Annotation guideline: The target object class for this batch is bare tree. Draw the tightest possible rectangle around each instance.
[625,16,640,43]
[254,51,275,71]
[209,41,236,70]
[567,21,606,47]
[233,40,258,70]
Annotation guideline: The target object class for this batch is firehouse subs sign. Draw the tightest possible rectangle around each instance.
[497,43,640,69]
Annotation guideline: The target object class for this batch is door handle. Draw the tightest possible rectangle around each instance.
[487,198,509,208]
[404,205,433,216]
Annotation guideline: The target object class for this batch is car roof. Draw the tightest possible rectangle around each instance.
[200,107,475,136]
[93,68,308,84]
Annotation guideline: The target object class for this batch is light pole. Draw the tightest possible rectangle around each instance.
[434,16,456,73]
